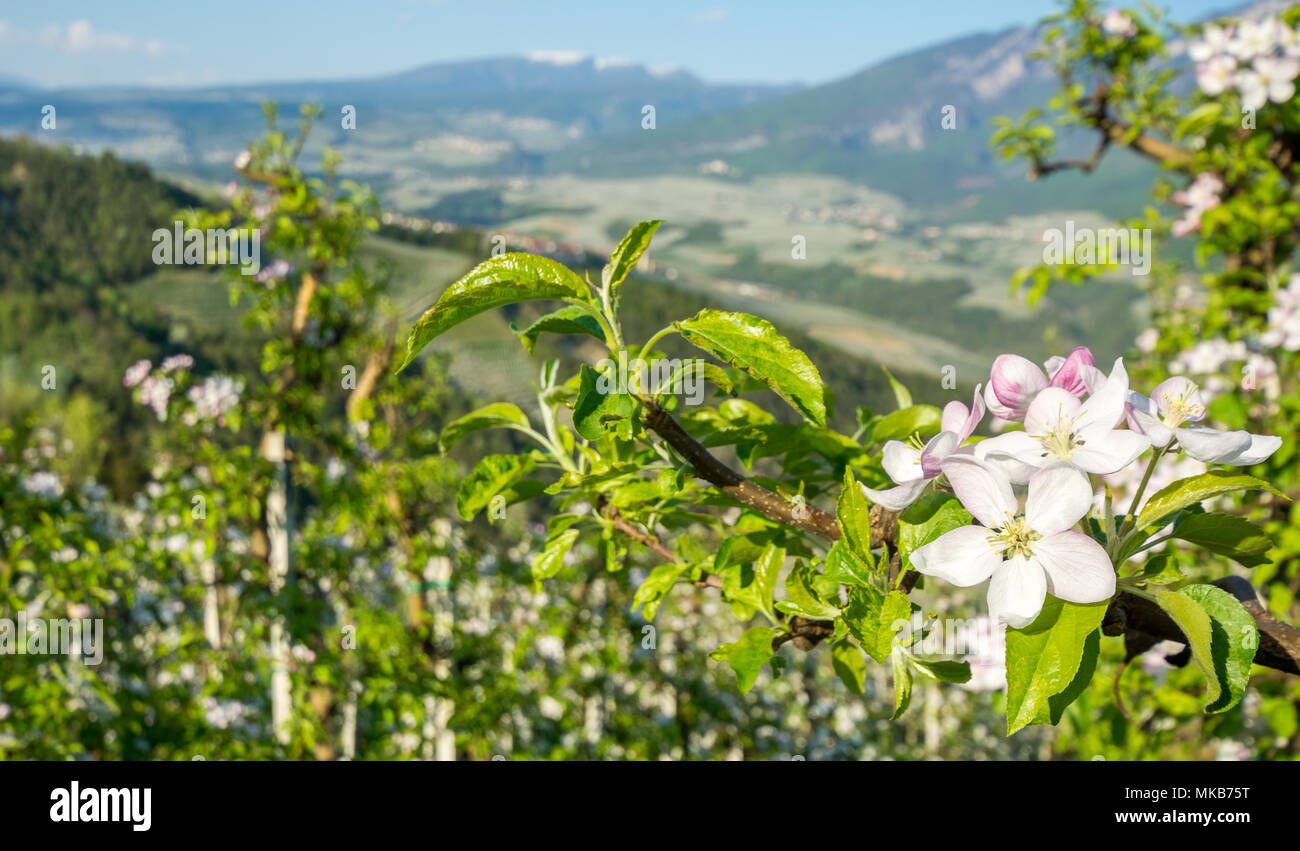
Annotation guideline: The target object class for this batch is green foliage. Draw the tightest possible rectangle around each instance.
[398,253,593,372]
[1004,598,1107,735]
[674,309,827,425]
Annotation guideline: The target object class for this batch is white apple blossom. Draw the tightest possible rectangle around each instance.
[1127,376,1281,464]
[1261,274,1300,350]
[1190,23,1234,62]
[1135,328,1159,353]
[1278,22,1300,57]
[138,374,174,422]
[1229,18,1279,60]
[122,359,152,388]
[861,384,984,510]
[977,358,1150,483]
[160,353,194,373]
[911,457,1116,628]
[1169,338,1247,375]
[1102,10,1137,39]
[1237,55,1300,111]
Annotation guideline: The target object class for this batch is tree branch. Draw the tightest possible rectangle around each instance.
[641,400,1300,673]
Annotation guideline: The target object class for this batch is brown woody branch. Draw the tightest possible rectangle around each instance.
[640,401,1300,674]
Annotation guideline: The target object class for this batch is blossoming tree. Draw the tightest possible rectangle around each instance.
[394,3,1300,736]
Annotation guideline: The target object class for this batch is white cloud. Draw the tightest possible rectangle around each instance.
[35,19,173,55]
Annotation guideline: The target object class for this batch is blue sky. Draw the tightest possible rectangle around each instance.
[0,0,1240,89]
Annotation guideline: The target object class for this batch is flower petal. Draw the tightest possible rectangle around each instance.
[1024,387,1082,437]
[1069,429,1150,475]
[881,440,924,484]
[860,479,929,512]
[918,431,959,477]
[1127,391,1173,447]
[975,431,1042,485]
[1229,434,1282,466]
[1031,531,1116,604]
[941,401,969,437]
[1045,346,1095,397]
[1177,427,1281,466]
[987,555,1047,629]
[1074,357,1129,433]
[1025,463,1093,535]
[942,384,986,443]
[1151,376,1206,423]
[1174,425,1252,464]
[910,526,1002,587]
[987,354,1048,420]
[939,455,1017,527]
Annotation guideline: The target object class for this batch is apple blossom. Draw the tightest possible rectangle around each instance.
[1228,18,1279,60]
[1196,54,1238,95]
[1127,376,1281,464]
[1261,274,1300,350]
[977,358,1150,482]
[910,457,1116,628]
[1279,22,1300,57]
[1102,10,1137,39]
[1237,55,1300,111]
[122,359,152,388]
[1189,23,1234,62]
[861,385,985,510]
[983,346,1098,421]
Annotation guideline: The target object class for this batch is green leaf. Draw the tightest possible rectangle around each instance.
[776,565,842,620]
[843,587,910,663]
[1004,598,1108,735]
[511,306,604,354]
[398,253,590,372]
[891,647,913,719]
[722,543,784,622]
[1178,584,1258,713]
[1170,512,1273,568]
[439,402,530,452]
[1141,552,1185,585]
[868,405,942,444]
[908,657,972,684]
[898,493,973,573]
[1135,471,1285,531]
[837,469,878,575]
[631,562,689,621]
[531,527,580,583]
[455,454,534,520]
[1153,586,1221,710]
[675,309,826,425]
[881,366,912,410]
[1047,628,1099,724]
[713,626,775,694]
[831,642,867,694]
[604,220,663,312]
[1174,102,1223,139]
[572,363,637,442]
[822,540,874,589]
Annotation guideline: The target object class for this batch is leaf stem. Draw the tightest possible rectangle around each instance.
[639,325,678,359]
